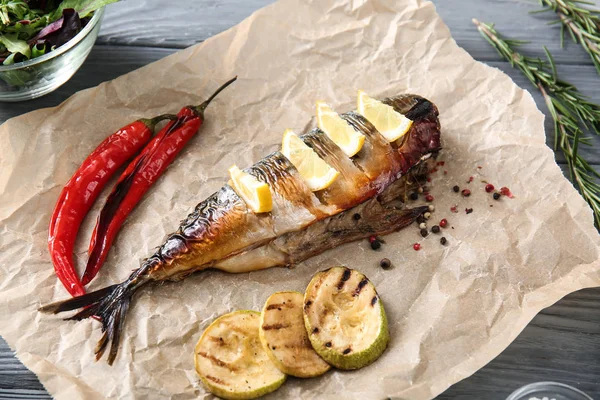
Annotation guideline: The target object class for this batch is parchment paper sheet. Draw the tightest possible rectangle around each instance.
[1,0,599,398]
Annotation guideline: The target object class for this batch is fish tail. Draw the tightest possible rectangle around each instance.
[39,270,149,365]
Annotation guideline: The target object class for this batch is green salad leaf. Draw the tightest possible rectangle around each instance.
[0,0,121,66]
[0,32,30,60]
[50,0,120,20]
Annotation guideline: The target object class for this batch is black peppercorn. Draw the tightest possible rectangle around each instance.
[409,192,419,201]
[465,208,473,214]
[370,240,381,250]
[420,228,428,237]
[440,237,447,245]
[431,225,440,233]
[453,185,460,193]
[353,213,361,220]
[416,215,426,224]
[493,192,501,200]
[379,258,391,269]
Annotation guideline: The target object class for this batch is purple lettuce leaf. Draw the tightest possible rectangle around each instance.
[29,8,81,48]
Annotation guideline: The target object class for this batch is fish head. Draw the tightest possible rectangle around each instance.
[386,95,441,173]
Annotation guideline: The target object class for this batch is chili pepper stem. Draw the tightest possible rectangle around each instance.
[192,76,238,116]
[138,114,178,130]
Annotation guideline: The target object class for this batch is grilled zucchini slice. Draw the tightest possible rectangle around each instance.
[259,291,331,378]
[194,310,286,400]
[303,267,389,370]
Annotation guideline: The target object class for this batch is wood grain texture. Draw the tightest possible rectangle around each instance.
[0,0,599,399]
[97,0,596,64]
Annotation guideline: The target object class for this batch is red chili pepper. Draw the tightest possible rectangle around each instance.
[48,114,175,296]
[82,77,237,285]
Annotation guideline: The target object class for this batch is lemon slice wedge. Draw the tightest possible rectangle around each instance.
[281,129,339,191]
[357,90,413,142]
[229,165,273,213]
[316,101,365,157]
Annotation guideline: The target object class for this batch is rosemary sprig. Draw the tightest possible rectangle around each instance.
[537,0,600,75]
[473,19,600,226]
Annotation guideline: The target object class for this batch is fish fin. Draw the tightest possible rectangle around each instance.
[39,280,137,365]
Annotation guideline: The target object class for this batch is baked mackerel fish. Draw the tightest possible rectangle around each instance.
[41,93,441,364]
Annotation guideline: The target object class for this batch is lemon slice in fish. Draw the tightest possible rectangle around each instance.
[357,90,413,142]
[259,291,331,378]
[229,165,273,213]
[195,310,286,399]
[316,101,365,157]
[281,129,339,191]
[303,267,389,370]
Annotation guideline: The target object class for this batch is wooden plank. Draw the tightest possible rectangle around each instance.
[0,340,45,393]
[434,0,599,65]
[95,0,599,65]
[98,0,276,48]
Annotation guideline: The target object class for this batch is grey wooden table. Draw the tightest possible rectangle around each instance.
[1,1,599,399]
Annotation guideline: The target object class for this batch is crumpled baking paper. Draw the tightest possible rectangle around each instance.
[1,0,599,399]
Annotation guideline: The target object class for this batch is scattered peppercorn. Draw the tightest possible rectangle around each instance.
[453,185,460,193]
[424,212,431,219]
[439,218,448,228]
[500,186,514,198]
[440,237,447,245]
[353,213,361,220]
[419,222,427,229]
[468,176,474,183]
[465,207,473,214]
[485,184,495,193]
[420,228,428,237]
[425,194,434,202]
[379,258,391,269]
[427,177,431,182]
[416,215,425,224]
[450,205,458,213]
[431,225,440,233]
[409,192,419,201]
[417,187,424,194]
[493,192,501,200]
[413,243,421,251]
[371,240,381,250]
[369,235,377,243]
[428,205,435,212]
[461,189,471,197]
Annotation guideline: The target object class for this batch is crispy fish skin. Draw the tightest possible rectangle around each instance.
[40,94,441,364]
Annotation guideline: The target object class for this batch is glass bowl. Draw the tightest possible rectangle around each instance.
[506,381,594,400]
[0,7,104,102]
